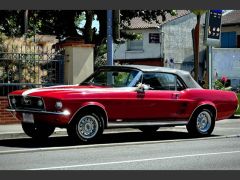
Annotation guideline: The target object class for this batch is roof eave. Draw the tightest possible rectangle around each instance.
[222,23,240,27]
[124,27,161,30]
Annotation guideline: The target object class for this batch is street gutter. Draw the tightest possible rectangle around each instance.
[0,133,239,155]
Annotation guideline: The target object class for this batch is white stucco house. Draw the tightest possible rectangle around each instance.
[113,10,240,88]
[114,10,206,75]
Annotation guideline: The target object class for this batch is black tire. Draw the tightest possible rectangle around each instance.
[21,122,55,139]
[138,126,159,134]
[67,112,104,143]
[186,108,215,137]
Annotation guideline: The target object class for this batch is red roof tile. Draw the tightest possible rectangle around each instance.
[125,10,191,29]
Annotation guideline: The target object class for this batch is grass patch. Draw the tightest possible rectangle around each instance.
[236,93,240,115]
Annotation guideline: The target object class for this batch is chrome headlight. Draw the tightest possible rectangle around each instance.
[55,101,63,109]
[37,99,43,107]
[11,97,16,105]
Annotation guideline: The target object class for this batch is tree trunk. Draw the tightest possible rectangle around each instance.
[194,14,201,82]
[113,10,120,42]
[20,10,27,36]
[84,11,94,43]
[63,11,80,38]
[96,10,107,45]
[24,10,28,34]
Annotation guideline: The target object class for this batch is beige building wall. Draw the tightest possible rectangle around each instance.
[63,43,94,85]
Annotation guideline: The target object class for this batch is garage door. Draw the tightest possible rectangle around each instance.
[221,32,237,48]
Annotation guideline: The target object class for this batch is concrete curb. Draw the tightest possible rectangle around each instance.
[0,132,28,140]
[0,131,67,140]
[0,116,239,140]
[0,127,140,140]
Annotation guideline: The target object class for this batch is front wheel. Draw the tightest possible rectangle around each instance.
[22,122,55,139]
[67,112,104,143]
[186,109,215,137]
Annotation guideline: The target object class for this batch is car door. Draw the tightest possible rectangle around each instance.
[133,72,188,120]
[107,72,189,121]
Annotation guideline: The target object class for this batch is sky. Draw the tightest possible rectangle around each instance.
[78,14,100,34]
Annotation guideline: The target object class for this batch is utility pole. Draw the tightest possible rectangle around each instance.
[207,46,213,89]
[107,10,113,66]
[204,10,223,89]
[107,10,113,85]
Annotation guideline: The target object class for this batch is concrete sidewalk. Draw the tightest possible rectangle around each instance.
[0,124,67,140]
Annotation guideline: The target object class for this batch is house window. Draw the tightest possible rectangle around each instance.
[127,33,143,51]
[149,33,160,43]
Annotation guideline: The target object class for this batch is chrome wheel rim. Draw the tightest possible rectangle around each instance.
[196,111,212,133]
[77,115,99,139]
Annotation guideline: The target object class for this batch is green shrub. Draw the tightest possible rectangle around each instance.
[236,93,240,115]
[214,76,232,91]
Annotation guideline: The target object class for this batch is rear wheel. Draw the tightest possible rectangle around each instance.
[67,112,104,143]
[21,122,55,139]
[138,126,159,134]
[187,108,215,137]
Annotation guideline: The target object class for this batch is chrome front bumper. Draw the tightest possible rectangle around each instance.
[6,108,70,116]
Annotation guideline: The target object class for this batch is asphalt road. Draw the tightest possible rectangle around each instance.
[0,118,240,170]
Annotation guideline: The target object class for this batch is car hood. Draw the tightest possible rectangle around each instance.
[9,85,137,99]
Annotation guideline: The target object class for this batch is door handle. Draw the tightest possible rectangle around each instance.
[172,93,180,99]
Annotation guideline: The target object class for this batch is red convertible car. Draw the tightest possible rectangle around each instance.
[7,65,239,142]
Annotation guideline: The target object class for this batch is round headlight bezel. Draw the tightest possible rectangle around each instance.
[11,97,16,105]
[55,101,63,110]
[37,99,44,107]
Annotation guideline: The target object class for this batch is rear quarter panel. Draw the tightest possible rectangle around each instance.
[181,89,238,120]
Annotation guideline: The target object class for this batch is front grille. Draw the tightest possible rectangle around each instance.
[8,95,45,111]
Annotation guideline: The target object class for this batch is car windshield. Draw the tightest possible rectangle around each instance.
[81,68,142,87]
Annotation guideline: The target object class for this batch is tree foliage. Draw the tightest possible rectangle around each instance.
[0,10,177,66]
[0,10,177,90]
[0,10,176,43]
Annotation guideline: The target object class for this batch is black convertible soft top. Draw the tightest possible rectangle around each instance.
[101,65,202,89]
